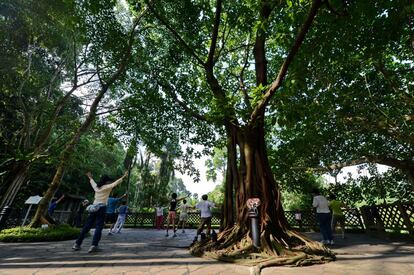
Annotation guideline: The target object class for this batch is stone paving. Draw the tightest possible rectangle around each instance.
[0,228,413,275]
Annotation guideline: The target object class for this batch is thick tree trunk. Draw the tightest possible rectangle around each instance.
[235,119,289,237]
[221,124,238,230]
[191,121,334,273]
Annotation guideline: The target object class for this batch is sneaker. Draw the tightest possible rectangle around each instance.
[320,240,327,244]
[108,232,113,236]
[182,230,185,233]
[72,243,81,251]
[88,245,100,253]
[173,233,177,237]
[165,233,169,237]
[330,240,335,245]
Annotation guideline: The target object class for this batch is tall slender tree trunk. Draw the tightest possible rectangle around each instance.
[0,162,29,209]
[235,120,289,237]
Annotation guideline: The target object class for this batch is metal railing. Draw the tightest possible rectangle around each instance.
[1,203,413,235]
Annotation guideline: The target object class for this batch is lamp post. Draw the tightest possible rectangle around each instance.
[247,198,261,248]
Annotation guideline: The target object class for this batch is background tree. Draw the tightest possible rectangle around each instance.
[29,1,147,226]
[0,0,101,211]
[114,0,338,270]
[271,0,414,192]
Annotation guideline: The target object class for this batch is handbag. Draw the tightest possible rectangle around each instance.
[86,204,102,213]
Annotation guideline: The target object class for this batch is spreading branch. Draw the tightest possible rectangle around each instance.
[292,155,414,173]
[148,1,205,66]
[250,0,323,123]
[205,0,223,70]
[157,81,208,122]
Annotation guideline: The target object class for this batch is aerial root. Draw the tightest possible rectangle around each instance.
[191,228,335,275]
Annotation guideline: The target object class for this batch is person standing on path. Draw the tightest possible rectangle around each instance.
[154,206,165,230]
[329,194,346,239]
[111,200,128,234]
[178,199,191,233]
[72,171,127,253]
[312,188,334,245]
[193,194,215,242]
[165,193,186,237]
[107,193,127,235]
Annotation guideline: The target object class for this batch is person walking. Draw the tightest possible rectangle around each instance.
[312,188,333,245]
[72,171,127,253]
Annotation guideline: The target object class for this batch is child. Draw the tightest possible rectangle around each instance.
[165,193,186,237]
[155,206,164,230]
[111,200,128,234]
[178,199,191,233]
[193,194,215,241]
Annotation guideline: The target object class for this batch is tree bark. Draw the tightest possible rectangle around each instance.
[235,119,288,236]
[191,119,333,266]
[221,124,238,230]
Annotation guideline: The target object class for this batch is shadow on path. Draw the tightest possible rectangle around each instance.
[0,229,413,274]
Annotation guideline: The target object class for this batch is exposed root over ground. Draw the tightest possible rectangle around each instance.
[190,226,335,275]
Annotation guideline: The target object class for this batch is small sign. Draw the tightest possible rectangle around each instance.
[25,195,43,205]
[247,198,261,209]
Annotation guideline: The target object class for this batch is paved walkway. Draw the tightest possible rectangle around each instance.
[0,229,413,275]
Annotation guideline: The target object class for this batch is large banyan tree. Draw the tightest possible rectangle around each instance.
[103,0,411,272]
[120,0,342,272]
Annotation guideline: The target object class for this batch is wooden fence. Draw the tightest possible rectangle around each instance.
[2,202,413,235]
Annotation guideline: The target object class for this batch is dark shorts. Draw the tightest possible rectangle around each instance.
[106,213,117,224]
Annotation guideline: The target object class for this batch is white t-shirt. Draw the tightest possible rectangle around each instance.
[90,178,123,205]
[179,204,190,215]
[155,207,164,216]
[312,195,330,213]
[196,200,215,218]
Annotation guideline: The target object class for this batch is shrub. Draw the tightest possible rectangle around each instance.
[0,224,81,242]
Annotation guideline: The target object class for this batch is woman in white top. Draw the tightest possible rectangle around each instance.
[73,171,127,253]
[312,188,333,245]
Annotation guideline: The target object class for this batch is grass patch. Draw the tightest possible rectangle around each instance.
[0,224,81,242]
